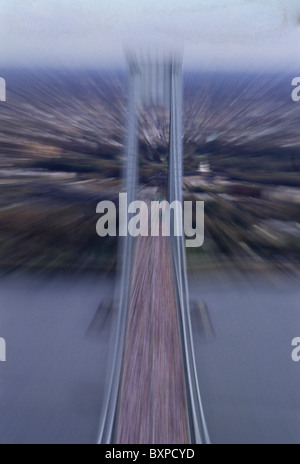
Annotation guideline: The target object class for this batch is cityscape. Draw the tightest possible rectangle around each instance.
[0,70,299,274]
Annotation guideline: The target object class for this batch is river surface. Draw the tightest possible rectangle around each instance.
[0,274,114,444]
[0,271,299,444]
[190,270,300,445]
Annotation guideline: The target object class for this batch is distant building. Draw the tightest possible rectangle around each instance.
[198,162,211,174]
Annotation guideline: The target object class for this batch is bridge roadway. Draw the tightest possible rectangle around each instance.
[115,231,190,444]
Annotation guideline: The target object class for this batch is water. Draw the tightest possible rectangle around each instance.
[0,271,299,444]
[0,274,114,444]
[190,270,300,444]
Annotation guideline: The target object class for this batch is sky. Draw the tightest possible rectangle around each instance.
[0,0,300,70]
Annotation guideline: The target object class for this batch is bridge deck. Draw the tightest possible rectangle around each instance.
[115,233,191,444]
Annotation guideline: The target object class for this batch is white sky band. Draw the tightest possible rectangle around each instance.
[0,0,300,70]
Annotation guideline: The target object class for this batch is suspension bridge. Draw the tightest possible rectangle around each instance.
[98,57,210,445]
